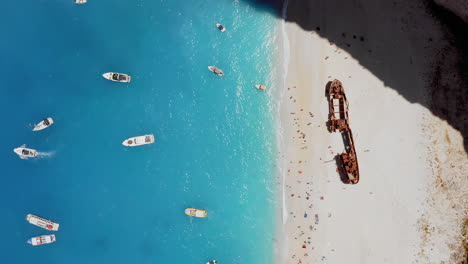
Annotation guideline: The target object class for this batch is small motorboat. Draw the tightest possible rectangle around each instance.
[14,146,38,158]
[216,23,226,32]
[255,85,267,91]
[27,235,56,246]
[185,208,207,218]
[207,261,218,264]
[208,66,224,76]
[33,117,54,131]
[122,134,155,147]
[75,0,87,3]
[102,72,131,83]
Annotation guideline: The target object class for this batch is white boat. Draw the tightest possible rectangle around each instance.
[185,208,207,218]
[206,261,218,264]
[122,134,155,147]
[26,214,60,231]
[75,0,87,3]
[14,146,37,158]
[33,117,54,131]
[27,235,56,246]
[208,66,224,76]
[216,23,226,32]
[255,85,267,91]
[102,72,131,83]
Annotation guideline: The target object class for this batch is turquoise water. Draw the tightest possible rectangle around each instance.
[0,0,277,263]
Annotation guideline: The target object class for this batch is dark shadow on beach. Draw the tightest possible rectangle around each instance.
[324,81,332,132]
[241,0,468,152]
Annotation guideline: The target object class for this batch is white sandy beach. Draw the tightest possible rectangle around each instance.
[275,1,467,263]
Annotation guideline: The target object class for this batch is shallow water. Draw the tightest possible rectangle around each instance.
[0,0,277,263]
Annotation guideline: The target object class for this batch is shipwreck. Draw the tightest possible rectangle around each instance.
[327,79,360,184]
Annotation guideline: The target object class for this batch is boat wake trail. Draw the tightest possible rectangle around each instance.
[37,151,55,158]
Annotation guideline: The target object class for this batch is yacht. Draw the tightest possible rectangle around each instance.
[102,72,131,83]
[75,0,87,3]
[255,85,267,91]
[26,214,60,231]
[206,261,218,264]
[208,66,224,76]
[14,146,37,158]
[216,23,226,32]
[33,117,54,131]
[27,235,56,246]
[122,134,155,147]
[185,208,207,218]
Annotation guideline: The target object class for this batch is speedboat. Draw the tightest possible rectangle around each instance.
[255,85,267,91]
[14,146,38,158]
[185,208,207,218]
[27,235,56,246]
[102,72,131,83]
[208,66,224,76]
[26,214,60,231]
[33,117,54,131]
[75,0,87,3]
[216,23,226,32]
[122,134,155,147]
[207,261,217,264]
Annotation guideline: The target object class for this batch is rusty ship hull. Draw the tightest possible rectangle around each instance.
[326,79,360,184]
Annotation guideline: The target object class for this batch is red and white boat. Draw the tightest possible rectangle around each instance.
[27,235,56,246]
[26,214,60,231]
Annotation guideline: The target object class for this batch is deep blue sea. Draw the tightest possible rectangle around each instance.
[0,0,277,263]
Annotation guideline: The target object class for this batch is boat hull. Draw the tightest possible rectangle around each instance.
[27,235,56,246]
[33,117,54,131]
[26,214,60,231]
[14,147,38,158]
[255,85,266,91]
[208,66,224,76]
[216,24,226,32]
[185,208,207,218]
[122,134,155,147]
[326,79,360,184]
[102,72,131,83]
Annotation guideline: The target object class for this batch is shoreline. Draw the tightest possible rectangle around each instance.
[273,0,291,262]
[273,0,467,263]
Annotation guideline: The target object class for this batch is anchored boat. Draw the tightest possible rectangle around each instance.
[255,85,266,91]
[185,208,207,218]
[75,0,87,3]
[207,261,218,264]
[14,146,37,158]
[27,235,56,246]
[26,214,60,231]
[216,23,226,32]
[102,72,131,83]
[208,66,224,76]
[33,117,54,131]
[122,134,155,147]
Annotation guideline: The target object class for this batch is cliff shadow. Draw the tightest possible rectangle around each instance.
[241,0,468,152]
